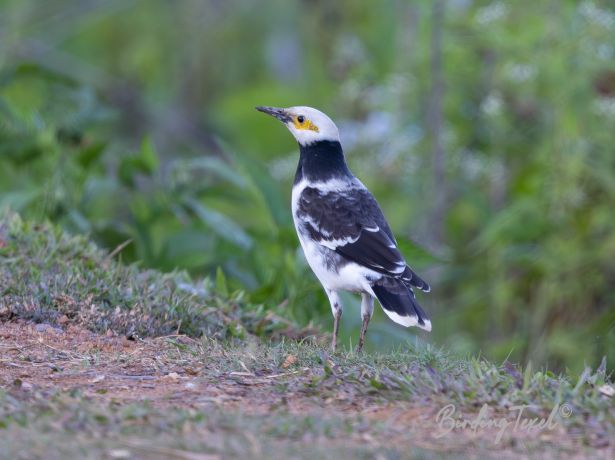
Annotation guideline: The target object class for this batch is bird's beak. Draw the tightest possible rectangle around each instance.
[255,106,292,123]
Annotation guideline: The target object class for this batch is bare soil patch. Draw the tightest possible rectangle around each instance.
[1,320,283,411]
[0,320,372,413]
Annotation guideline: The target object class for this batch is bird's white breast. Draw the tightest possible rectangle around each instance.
[291,178,379,294]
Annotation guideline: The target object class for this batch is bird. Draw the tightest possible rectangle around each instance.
[256,105,431,352]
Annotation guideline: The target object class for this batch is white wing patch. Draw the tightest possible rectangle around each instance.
[318,235,360,250]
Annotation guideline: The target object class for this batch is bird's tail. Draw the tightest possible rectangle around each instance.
[371,277,431,331]
[400,265,431,293]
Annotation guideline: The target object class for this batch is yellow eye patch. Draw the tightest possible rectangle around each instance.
[293,116,319,132]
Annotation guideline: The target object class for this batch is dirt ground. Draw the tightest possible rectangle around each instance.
[0,320,422,423]
[0,321,611,459]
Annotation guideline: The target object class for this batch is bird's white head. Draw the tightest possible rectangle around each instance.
[256,105,340,146]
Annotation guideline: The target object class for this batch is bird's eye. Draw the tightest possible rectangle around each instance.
[297,115,305,124]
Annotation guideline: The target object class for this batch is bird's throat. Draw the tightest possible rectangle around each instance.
[294,140,352,184]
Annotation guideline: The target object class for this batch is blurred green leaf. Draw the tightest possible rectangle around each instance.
[216,267,229,297]
[184,197,253,250]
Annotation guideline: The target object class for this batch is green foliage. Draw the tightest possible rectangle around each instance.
[1,1,614,371]
[0,62,321,327]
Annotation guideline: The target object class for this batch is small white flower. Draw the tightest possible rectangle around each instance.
[506,64,536,82]
[481,92,503,116]
[475,2,508,25]
[464,155,485,181]
[594,97,615,117]
[597,44,614,60]
[579,1,615,29]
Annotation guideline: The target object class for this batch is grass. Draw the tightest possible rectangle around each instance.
[0,212,314,340]
[0,391,421,460]
[0,211,614,459]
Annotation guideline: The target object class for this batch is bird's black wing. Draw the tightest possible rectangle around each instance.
[296,185,430,291]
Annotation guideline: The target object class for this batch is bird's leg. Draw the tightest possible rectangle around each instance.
[358,316,370,352]
[332,308,342,351]
[357,293,374,352]
[326,290,343,352]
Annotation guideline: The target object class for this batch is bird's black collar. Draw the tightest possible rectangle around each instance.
[294,140,352,184]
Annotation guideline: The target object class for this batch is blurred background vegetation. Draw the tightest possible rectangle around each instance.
[1,0,614,373]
